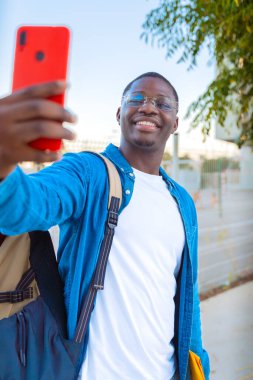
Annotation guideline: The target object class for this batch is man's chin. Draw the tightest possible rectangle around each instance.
[132,138,155,148]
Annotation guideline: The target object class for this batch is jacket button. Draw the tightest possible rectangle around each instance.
[125,189,131,195]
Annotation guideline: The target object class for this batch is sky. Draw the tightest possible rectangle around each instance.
[0,0,238,155]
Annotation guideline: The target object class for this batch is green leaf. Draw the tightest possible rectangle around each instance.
[142,0,253,147]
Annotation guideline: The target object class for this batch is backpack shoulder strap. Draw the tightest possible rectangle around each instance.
[87,152,122,209]
[74,152,122,343]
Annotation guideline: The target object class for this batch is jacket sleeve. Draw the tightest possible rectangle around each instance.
[0,153,90,235]
[190,280,210,379]
[189,206,210,380]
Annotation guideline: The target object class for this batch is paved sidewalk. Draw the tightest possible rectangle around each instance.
[201,281,253,380]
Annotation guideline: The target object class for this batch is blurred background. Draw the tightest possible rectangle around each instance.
[1,1,252,379]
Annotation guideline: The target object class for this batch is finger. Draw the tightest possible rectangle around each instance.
[12,120,76,143]
[27,148,62,163]
[0,142,62,167]
[3,98,77,124]
[14,146,62,164]
[0,81,68,105]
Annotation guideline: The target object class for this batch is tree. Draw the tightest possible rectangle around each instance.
[141,0,253,147]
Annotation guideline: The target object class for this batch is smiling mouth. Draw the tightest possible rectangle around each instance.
[135,120,159,132]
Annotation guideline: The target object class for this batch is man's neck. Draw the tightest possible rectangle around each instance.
[119,144,163,175]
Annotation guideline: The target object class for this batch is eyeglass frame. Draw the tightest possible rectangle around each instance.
[122,91,178,113]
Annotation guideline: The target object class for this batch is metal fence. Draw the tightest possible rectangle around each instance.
[164,155,253,293]
[23,138,253,294]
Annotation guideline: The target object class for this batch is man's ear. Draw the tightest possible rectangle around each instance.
[116,107,121,125]
[172,117,179,133]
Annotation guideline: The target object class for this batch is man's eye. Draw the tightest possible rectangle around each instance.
[157,102,172,111]
[128,95,144,106]
[128,99,143,105]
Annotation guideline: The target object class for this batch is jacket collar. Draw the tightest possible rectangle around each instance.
[103,143,174,190]
[102,144,134,175]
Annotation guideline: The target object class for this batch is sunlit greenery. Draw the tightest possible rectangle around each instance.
[142,0,253,147]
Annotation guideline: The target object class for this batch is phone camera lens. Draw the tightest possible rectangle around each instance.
[35,51,45,61]
[20,31,27,46]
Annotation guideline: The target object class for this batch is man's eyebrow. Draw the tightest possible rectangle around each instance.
[130,90,173,98]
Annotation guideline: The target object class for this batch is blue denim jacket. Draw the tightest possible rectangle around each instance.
[0,144,209,380]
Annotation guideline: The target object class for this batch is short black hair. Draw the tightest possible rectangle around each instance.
[122,72,179,105]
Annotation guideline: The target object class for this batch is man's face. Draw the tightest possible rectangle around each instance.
[117,77,178,153]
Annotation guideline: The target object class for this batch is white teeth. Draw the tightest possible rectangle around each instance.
[137,121,156,127]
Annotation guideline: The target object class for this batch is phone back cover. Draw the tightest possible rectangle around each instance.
[12,26,70,103]
[12,26,70,150]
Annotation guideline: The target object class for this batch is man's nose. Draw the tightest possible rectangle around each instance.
[138,98,158,113]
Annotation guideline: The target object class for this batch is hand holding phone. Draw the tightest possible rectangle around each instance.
[0,81,76,178]
[12,26,71,151]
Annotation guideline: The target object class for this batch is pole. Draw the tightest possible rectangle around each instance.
[172,133,179,181]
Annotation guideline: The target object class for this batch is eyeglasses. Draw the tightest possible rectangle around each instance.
[122,91,178,112]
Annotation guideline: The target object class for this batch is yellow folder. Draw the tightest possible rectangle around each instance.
[189,350,205,380]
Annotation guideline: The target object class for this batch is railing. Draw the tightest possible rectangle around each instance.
[22,139,253,293]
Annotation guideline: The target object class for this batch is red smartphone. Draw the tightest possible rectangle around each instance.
[12,25,70,151]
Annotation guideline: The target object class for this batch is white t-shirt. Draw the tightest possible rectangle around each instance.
[80,168,185,380]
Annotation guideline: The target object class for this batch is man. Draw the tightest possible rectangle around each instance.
[0,72,210,380]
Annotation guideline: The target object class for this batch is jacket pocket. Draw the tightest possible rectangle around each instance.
[189,350,205,380]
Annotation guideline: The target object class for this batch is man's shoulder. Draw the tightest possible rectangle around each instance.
[160,168,194,202]
[61,151,108,172]
[171,177,194,202]
[29,151,110,189]
[160,168,197,223]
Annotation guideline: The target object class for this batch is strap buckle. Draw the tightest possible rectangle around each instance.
[8,288,33,303]
[107,210,118,229]
[93,284,104,290]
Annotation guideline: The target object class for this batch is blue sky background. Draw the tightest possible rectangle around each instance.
[0,0,221,149]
